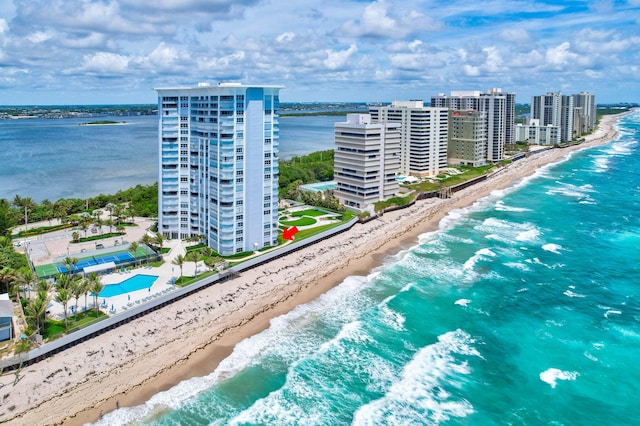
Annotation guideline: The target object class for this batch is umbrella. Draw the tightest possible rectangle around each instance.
[128,294,131,301]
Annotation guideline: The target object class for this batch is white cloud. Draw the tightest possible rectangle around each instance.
[70,52,131,75]
[27,31,54,44]
[500,28,533,44]
[338,0,437,39]
[323,44,358,70]
[0,0,637,103]
[545,42,579,69]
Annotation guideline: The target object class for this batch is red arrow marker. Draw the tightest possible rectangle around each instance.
[283,226,299,240]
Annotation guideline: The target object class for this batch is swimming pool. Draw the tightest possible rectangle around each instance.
[98,274,159,298]
[299,181,336,192]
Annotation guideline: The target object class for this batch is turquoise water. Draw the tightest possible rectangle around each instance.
[300,180,337,192]
[98,274,158,298]
[95,112,640,425]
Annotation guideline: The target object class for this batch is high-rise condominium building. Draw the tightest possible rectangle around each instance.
[155,82,282,255]
[334,114,401,212]
[530,92,574,143]
[431,88,515,162]
[369,100,448,177]
[572,92,596,134]
[448,110,488,167]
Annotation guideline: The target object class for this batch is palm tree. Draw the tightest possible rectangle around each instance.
[26,292,49,334]
[154,232,164,254]
[70,276,84,320]
[55,287,71,329]
[0,267,17,295]
[72,231,80,243]
[105,202,115,222]
[186,251,199,276]
[113,203,125,226]
[35,278,53,295]
[81,277,91,312]
[140,234,152,264]
[172,254,185,279]
[89,273,104,318]
[62,257,77,275]
[129,241,139,267]
[12,269,34,301]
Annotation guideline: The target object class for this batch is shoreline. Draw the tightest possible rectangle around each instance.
[0,112,630,426]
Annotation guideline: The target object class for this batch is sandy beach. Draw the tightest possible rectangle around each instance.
[0,112,627,425]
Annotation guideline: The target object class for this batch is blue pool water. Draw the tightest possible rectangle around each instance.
[300,180,337,192]
[98,274,158,298]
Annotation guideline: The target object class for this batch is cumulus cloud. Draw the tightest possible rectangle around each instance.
[545,42,579,69]
[0,0,638,103]
[66,51,131,76]
[338,0,440,39]
[323,45,358,70]
[500,28,533,45]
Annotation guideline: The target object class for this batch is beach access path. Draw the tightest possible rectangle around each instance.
[0,112,628,425]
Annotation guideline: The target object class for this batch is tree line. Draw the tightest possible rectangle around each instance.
[0,183,158,237]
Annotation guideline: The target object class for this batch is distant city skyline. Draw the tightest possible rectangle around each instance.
[0,0,639,105]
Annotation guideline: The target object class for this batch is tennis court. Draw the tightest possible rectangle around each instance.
[54,252,135,273]
[36,245,154,278]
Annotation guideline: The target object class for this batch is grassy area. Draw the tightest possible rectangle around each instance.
[405,165,495,192]
[280,217,317,226]
[74,231,124,243]
[290,209,328,217]
[43,310,109,339]
[13,223,74,238]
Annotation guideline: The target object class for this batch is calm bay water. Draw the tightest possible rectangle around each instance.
[94,111,640,425]
[0,114,337,202]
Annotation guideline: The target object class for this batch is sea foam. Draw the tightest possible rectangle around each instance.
[539,368,579,388]
[352,329,479,425]
[542,243,563,254]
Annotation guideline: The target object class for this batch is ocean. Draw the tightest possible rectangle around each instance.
[0,114,337,202]
[93,111,640,426]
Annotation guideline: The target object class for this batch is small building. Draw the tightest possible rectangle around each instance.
[0,293,14,341]
[515,119,560,145]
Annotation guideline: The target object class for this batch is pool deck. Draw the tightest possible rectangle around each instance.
[45,238,208,320]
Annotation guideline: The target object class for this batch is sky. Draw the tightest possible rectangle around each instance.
[0,0,639,105]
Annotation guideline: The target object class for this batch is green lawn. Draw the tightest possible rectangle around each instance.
[406,165,495,192]
[280,217,317,226]
[290,209,328,217]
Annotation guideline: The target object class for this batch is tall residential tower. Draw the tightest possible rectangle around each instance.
[334,114,401,213]
[530,92,574,143]
[431,88,515,162]
[155,82,282,255]
[369,100,448,177]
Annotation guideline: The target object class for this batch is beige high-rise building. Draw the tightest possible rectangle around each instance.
[431,88,515,162]
[333,114,401,213]
[572,92,596,134]
[448,110,487,167]
[369,100,448,177]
